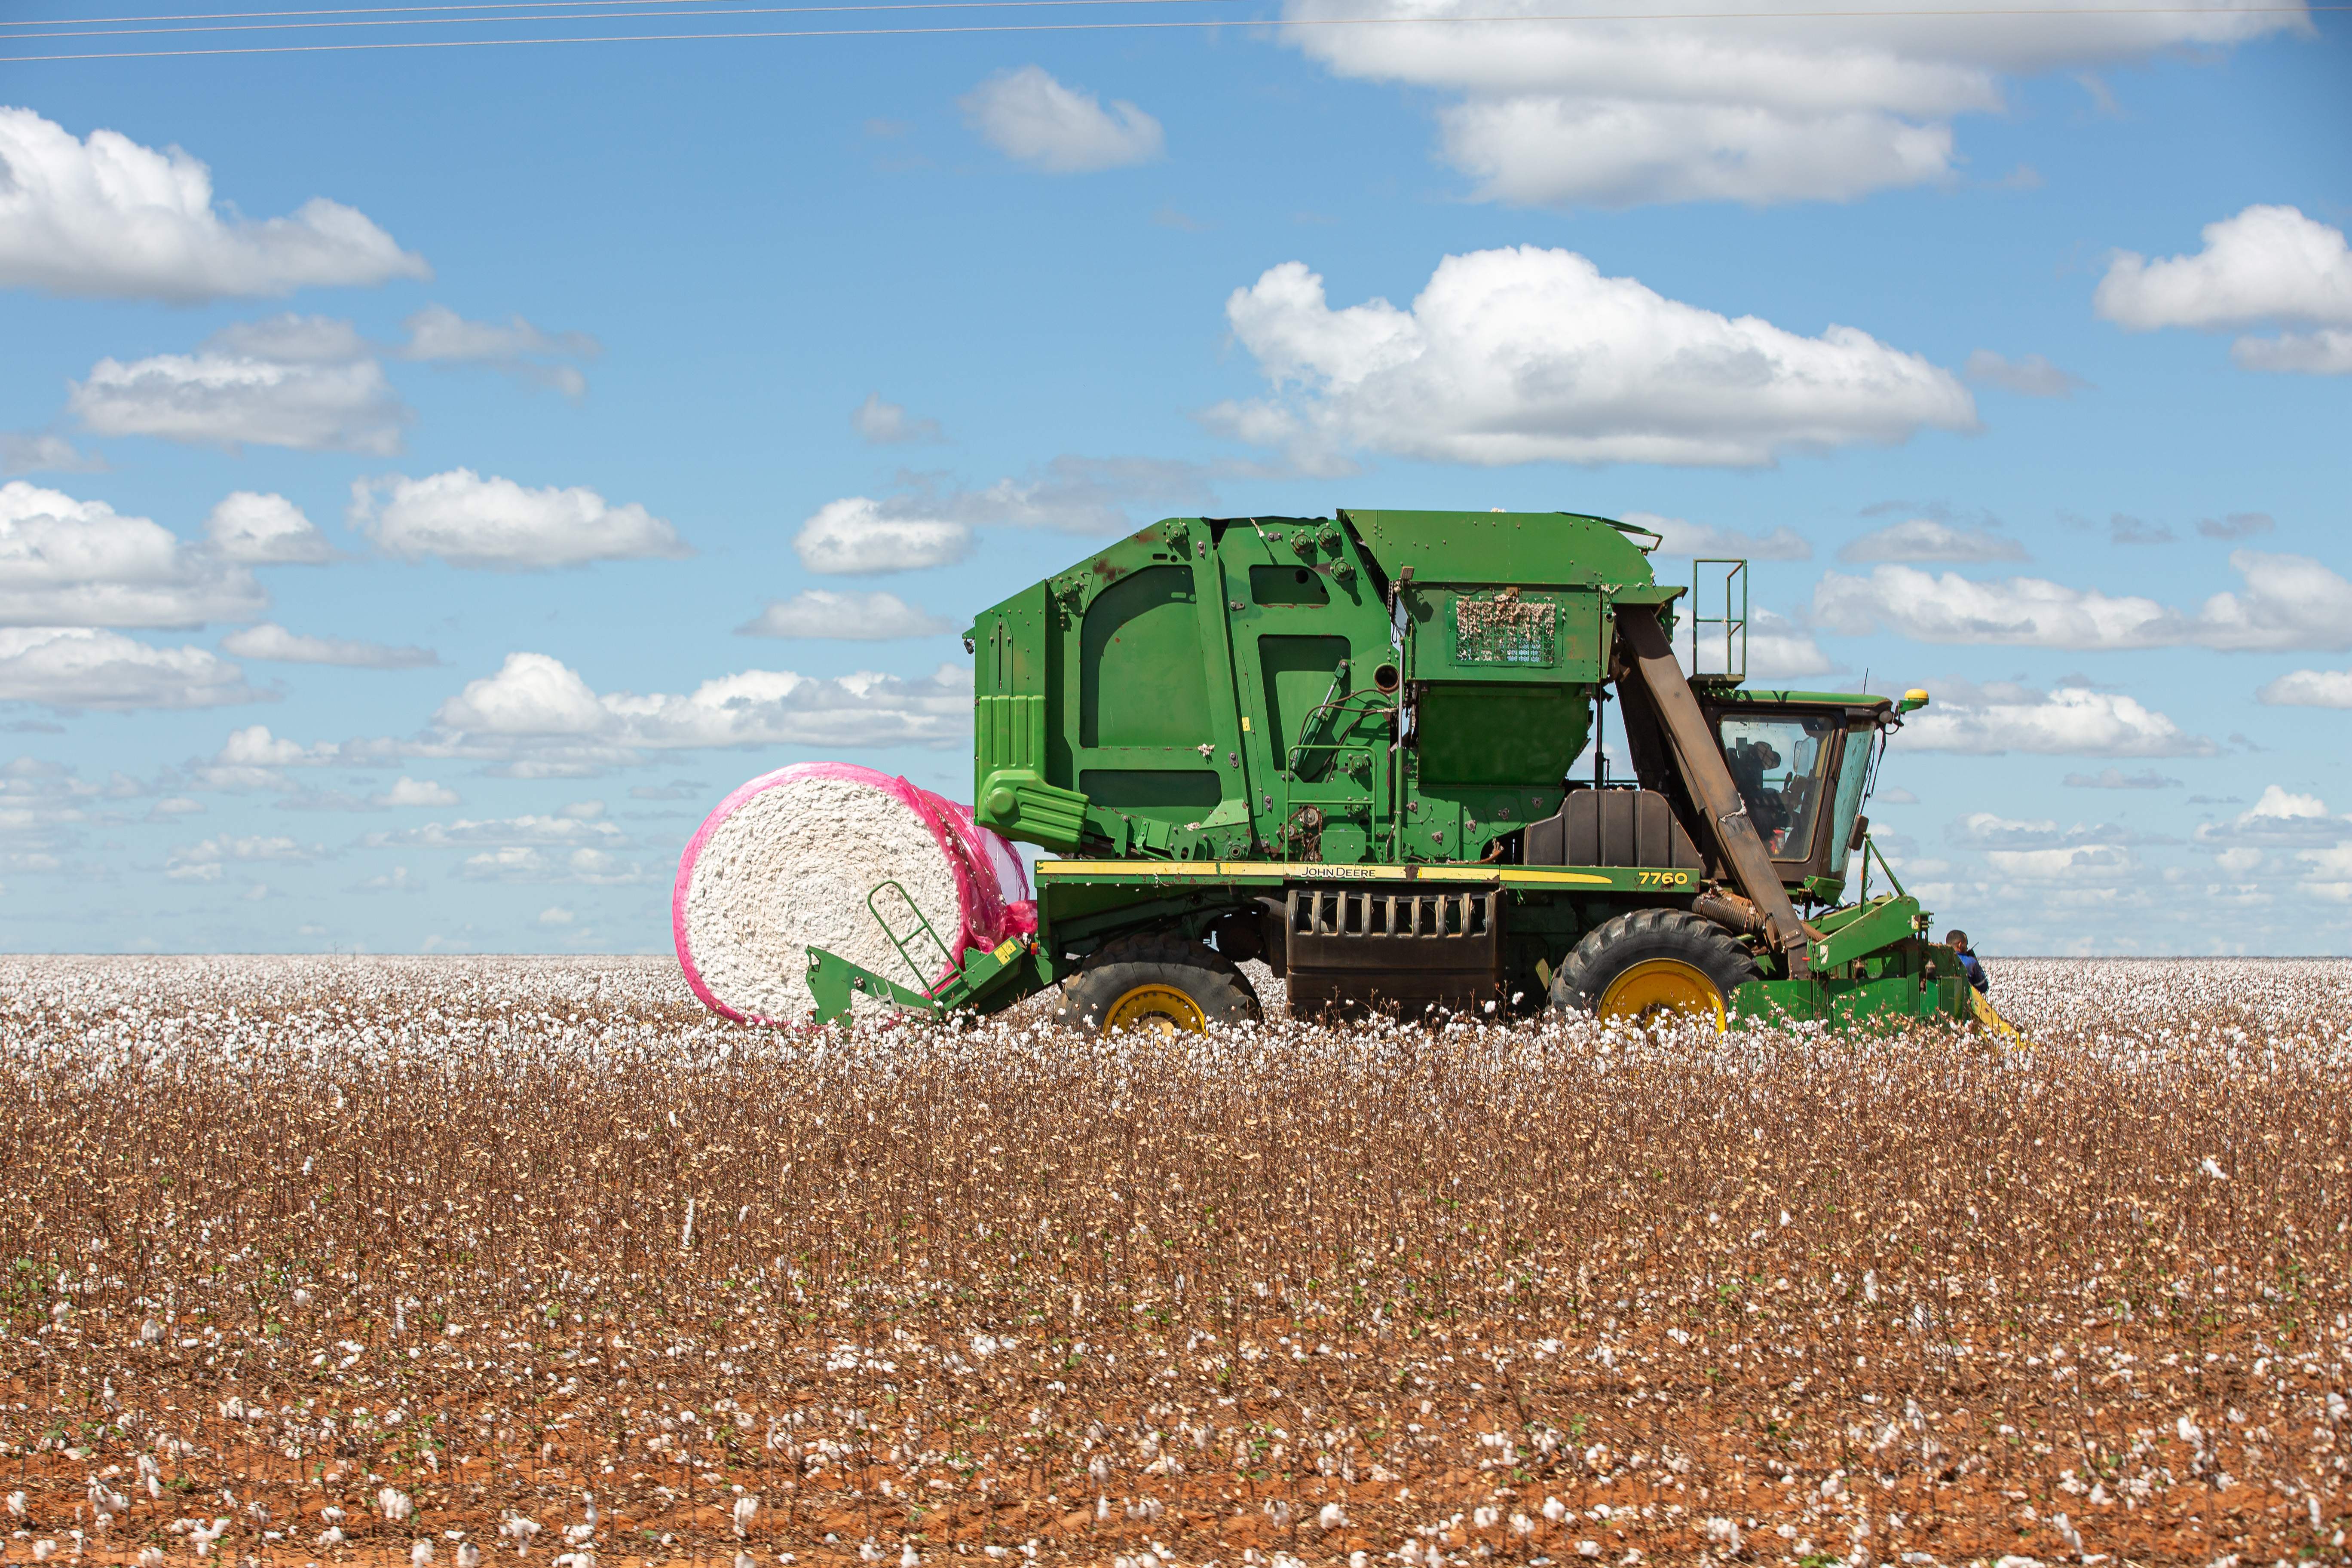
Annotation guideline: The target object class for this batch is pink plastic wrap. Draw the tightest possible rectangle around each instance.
[673,760,1035,1025]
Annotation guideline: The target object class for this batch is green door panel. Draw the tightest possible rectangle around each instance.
[1080,566,1211,748]
[1258,634,1354,779]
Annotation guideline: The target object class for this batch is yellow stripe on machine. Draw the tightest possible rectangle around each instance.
[1036,860,1614,886]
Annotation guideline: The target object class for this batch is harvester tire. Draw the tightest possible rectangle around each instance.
[1052,931,1262,1036]
[1550,907,1759,1030]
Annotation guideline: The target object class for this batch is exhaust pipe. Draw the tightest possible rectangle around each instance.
[1692,889,1767,936]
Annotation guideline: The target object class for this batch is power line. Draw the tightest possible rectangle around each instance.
[5,2,2330,60]
[14,0,1234,41]
[0,0,1227,29]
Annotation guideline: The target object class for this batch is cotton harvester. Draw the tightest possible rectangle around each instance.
[674,508,2008,1035]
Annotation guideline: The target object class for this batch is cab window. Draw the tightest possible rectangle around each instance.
[1715,712,1842,859]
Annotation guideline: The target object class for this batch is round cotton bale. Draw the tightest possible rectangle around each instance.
[672,762,1030,1025]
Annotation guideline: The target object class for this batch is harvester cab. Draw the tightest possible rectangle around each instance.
[679,506,2008,1037]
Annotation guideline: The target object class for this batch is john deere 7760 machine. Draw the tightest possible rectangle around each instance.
[797,507,2005,1035]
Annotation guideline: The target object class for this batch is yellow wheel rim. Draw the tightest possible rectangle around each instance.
[1596,959,1726,1031]
[1102,983,1207,1036]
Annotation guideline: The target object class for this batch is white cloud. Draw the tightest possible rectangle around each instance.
[1896,681,2212,757]
[390,783,463,811]
[2259,667,2352,707]
[1813,552,2352,652]
[1210,248,1975,469]
[1963,350,2089,398]
[398,304,600,398]
[366,813,626,848]
[538,906,576,926]
[738,589,954,640]
[217,724,337,768]
[2095,205,2352,331]
[69,317,409,454]
[1681,607,1831,681]
[220,622,439,669]
[0,627,263,712]
[1837,518,2028,563]
[2196,784,2349,848]
[2095,205,2352,376]
[352,469,689,569]
[165,833,321,881]
[1278,0,2299,208]
[0,480,266,628]
[793,497,971,575]
[435,649,972,755]
[0,432,103,475]
[0,106,429,302]
[2231,329,2352,375]
[852,393,942,445]
[455,845,650,885]
[960,66,1165,173]
[2063,767,2181,790]
[204,491,334,565]
[1622,510,1810,561]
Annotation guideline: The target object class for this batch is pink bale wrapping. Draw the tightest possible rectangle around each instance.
[673,761,1034,1025]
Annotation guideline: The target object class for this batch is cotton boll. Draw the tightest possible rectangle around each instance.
[414,1541,436,1566]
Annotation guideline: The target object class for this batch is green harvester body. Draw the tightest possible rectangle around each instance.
[807,508,2000,1033]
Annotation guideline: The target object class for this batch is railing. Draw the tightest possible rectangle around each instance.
[1687,557,1748,681]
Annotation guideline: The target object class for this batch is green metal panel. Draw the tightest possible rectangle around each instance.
[1414,685,1588,787]
[1079,565,1212,748]
[1341,509,1660,588]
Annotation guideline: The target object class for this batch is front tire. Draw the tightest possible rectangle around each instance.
[1550,908,1759,1030]
[1051,931,1261,1036]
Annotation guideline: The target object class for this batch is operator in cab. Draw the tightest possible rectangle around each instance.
[1944,929,1991,995]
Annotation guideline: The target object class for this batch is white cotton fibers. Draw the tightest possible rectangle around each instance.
[678,766,968,1024]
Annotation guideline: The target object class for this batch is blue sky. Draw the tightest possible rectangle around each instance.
[1,0,2347,955]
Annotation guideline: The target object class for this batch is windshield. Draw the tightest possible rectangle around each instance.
[1716,712,1841,859]
[1825,728,1876,884]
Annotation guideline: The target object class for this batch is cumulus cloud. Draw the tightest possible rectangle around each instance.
[960,66,1165,172]
[69,316,410,454]
[0,629,266,712]
[1896,680,2212,756]
[1813,551,2352,652]
[1963,350,2089,398]
[737,589,954,640]
[794,498,972,575]
[2095,205,2352,375]
[165,833,321,881]
[852,394,943,445]
[1277,0,2299,208]
[0,481,266,628]
[397,304,601,398]
[2195,784,2349,848]
[0,432,103,475]
[1622,511,1810,561]
[1838,518,2028,563]
[435,649,971,759]
[364,812,626,849]
[454,845,650,885]
[1682,607,1832,681]
[0,107,429,302]
[1209,248,1975,469]
[220,622,439,669]
[377,778,459,808]
[352,469,689,569]
[2258,667,2352,708]
[2231,329,2352,375]
[204,491,334,565]
[2198,512,2273,541]
[2064,767,2181,790]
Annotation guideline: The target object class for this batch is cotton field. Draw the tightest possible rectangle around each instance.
[1,956,2347,1568]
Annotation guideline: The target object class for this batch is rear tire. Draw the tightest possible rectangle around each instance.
[1052,931,1262,1036]
[1550,907,1759,1030]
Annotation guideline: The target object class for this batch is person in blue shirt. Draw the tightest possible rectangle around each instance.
[1943,929,1990,994]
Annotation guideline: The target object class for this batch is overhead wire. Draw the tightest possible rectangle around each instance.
[5,0,2331,61]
